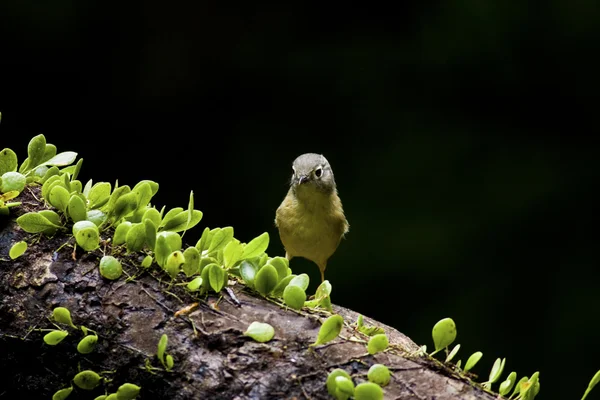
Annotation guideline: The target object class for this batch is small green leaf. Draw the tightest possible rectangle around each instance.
[327,369,352,397]
[75,227,100,251]
[132,182,153,210]
[43,330,68,345]
[223,240,243,268]
[38,151,78,168]
[116,383,141,400]
[446,344,460,362]
[207,226,234,254]
[52,386,73,400]
[431,317,457,354]
[110,191,138,222]
[9,241,27,259]
[155,234,170,268]
[243,321,275,343]
[39,209,61,226]
[272,274,295,297]
[53,306,77,328]
[141,255,153,268]
[143,207,162,227]
[165,251,185,279]
[368,364,391,386]
[312,314,344,346]
[105,184,131,214]
[67,194,87,222]
[367,333,389,355]
[1,171,26,193]
[71,157,83,180]
[77,334,98,354]
[17,212,61,233]
[499,371,517,396]
[161,210,204,233]
[159,207,184,228]
[41,174,61,199]
[283,284,306,310]
[335,376,355,397]
[195,227,210,252]
[0,148,18,174]
[254,264,279,296]
[99,255,123,280]
[354,382,384,400]
[125,222,147,253]
[288,273,310,291]
[268,257,290,281]
[87,182,112,209]
[113,221,132,245]
[73,370,102,390]
[157,231,182,253]
[187,276,203,291]
[584,370,600,400]
[239,260,258,288]
[166,354,174,370]
[313,280,333,311]
[182,246,201,277]
[486,357,506,387]
[86,209,107,227]
[157,334,168,365]
[464,351,483,372]
[49,185,70,212]
[144,218,157,250]
[208,264,227,292]
[241,232,269,259]
[26,134,47,170]
[356,316,385,336]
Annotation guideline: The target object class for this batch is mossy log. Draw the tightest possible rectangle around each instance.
[0,189,497,400]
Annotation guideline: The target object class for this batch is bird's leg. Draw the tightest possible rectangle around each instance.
[285,252,292,261]
[318,261,327,283]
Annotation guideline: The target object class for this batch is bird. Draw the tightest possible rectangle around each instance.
[275,153,349,282]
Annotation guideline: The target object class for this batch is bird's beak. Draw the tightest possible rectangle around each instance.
[298,175,309,185]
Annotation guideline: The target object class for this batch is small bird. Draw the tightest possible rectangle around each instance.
[275,153,349,282]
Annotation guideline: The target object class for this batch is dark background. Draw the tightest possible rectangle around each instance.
[1,1,599,398]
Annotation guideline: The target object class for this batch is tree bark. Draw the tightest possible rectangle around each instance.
[0,190,498,400]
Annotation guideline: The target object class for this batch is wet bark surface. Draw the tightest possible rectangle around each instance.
[0,188,498,399]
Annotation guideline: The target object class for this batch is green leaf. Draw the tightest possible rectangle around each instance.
[499,371,517,396]
[125,222,147,253]
[161,209,203,233]
[356,315,385,337]
[283,284,306,310]
[367,333,389,355]
[368,364,391,386]
[288,273,310,291]
[268,257,290,281]
[53,306,77,328]
[157,334,168,365]
[144,218,157,250]
[39,209,61,226]
[312,314,344,346]
[143,207,162,227]
[239,260,258,288]
[208,264,227,292]
[157,231,182,253]
[141,255,153,268]
[165,251,185,279]
[52,386,73,400]
[49,185,70,212]
[166,354,174,370]
[73,220,98,236]
[335,376,355,398]
[116,383,141,400]
[254,264,279,296]
[195,227,210,252]
[71,157,83,180]
[132,182,153,210]
[431,317,457,354]
[86,209,107,227]
[113,221,132,245]
[272,274,295,297]
[182,246,201,277]
[17,212,61,233]
[26,134,47,171]
[155,234,170,268]
[187,276,203,291]
[354,382,384,400]
[41,166,60,183]
[159,207,184,228]
[38,151,78,168]
[67,194,87,222]
[486,358,506,387]
[1,171,26,193]
[446,344,460,363]
[73,370,102,390]
[243,321,275,343]
[99,255,123,280]
[207,226,234,254]
[110,191,138,222]
[0,148,18,174]
[76,227,100,251]
[105,184,131,214]
[241,232,269,259]
[223,240,243,268]
[41,174,61,199]
[313,280,333,311]
[77,334,98,354]
[9,241,27,259]
[327,369,352,397]
[43,330,69,345]
[87,182,112,209]
[464,351,483,372]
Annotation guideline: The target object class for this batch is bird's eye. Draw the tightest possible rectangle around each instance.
[314,167,323,178]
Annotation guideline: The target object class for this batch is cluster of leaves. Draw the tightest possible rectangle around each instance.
[425,317,541,399]
[41,307,141,400]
